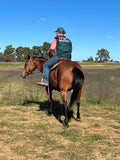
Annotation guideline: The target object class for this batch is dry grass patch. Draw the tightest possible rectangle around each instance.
[0,105,120,160]
[0,64,120,159]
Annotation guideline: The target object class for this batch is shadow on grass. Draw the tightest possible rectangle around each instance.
[23,100,74,125]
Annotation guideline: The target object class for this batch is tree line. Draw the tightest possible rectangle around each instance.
[0,42,53,62]
[0,43,111,62]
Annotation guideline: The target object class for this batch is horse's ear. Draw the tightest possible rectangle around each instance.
[28,55,30,60]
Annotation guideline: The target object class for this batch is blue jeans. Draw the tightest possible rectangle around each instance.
[42,56,59,84]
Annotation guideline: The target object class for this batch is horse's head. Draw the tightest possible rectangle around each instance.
[22,55,36,78]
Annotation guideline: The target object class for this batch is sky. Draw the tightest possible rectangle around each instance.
[0,0,120,61]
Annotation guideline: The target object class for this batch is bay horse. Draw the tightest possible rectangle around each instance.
[22,55,84,127]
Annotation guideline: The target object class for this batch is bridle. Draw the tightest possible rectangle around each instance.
[28,60,35,69]
[26,59,36,74]
[25,57,47,75]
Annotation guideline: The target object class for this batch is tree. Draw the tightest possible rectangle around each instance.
[95,57,98,62]
[4,45,15,62]
[42,42,51,53]
[23,47,32,60]
[4,45,15,56]
[32,46,42,56]
[96,48,110,62]
[0,53,5,62]
[5,54,15,62]
[15,46,24,62]
[88,56,93,62]
[42,42,54,58]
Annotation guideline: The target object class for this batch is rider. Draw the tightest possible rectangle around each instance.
[38,27,72,86]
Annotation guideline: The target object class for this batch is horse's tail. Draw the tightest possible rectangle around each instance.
[69,67,84,109]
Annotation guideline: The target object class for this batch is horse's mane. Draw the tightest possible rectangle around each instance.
[32,56,47,60]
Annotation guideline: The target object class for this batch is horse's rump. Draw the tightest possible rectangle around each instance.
[49,60,84,91]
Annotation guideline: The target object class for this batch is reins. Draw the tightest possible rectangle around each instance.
[29,57,47,73]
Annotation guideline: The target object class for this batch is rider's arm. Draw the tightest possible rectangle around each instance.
[47,38,57,53]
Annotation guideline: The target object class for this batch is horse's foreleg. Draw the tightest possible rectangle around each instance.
[46,86,53,116]
[61,91,68,127]
[49,91,53,116]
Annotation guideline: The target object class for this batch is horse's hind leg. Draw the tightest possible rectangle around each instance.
[61,91,68,127]
[76,90,81,121]
[76,100,81,121]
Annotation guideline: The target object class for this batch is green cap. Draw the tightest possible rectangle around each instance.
[55,27,66,34]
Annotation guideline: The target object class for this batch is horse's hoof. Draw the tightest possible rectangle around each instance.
[63,124,69,129]
[48,112,52,116]
[63,120,69,128]
[76,117,81,121]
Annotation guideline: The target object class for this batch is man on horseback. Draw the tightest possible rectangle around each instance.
[38,27,72,86]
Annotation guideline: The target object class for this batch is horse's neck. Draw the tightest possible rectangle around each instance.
[32,58,47,72]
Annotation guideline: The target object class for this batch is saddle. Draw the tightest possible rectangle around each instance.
[50,58,70,71]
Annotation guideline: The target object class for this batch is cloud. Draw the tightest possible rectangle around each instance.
[40,17,47,22]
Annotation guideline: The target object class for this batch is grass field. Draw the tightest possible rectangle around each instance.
[0,63,120,160]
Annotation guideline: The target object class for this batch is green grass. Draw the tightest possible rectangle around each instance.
[80,61,120,66]
[0,62,24,65]
[82,67,120,105]
[0,64,120,160]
